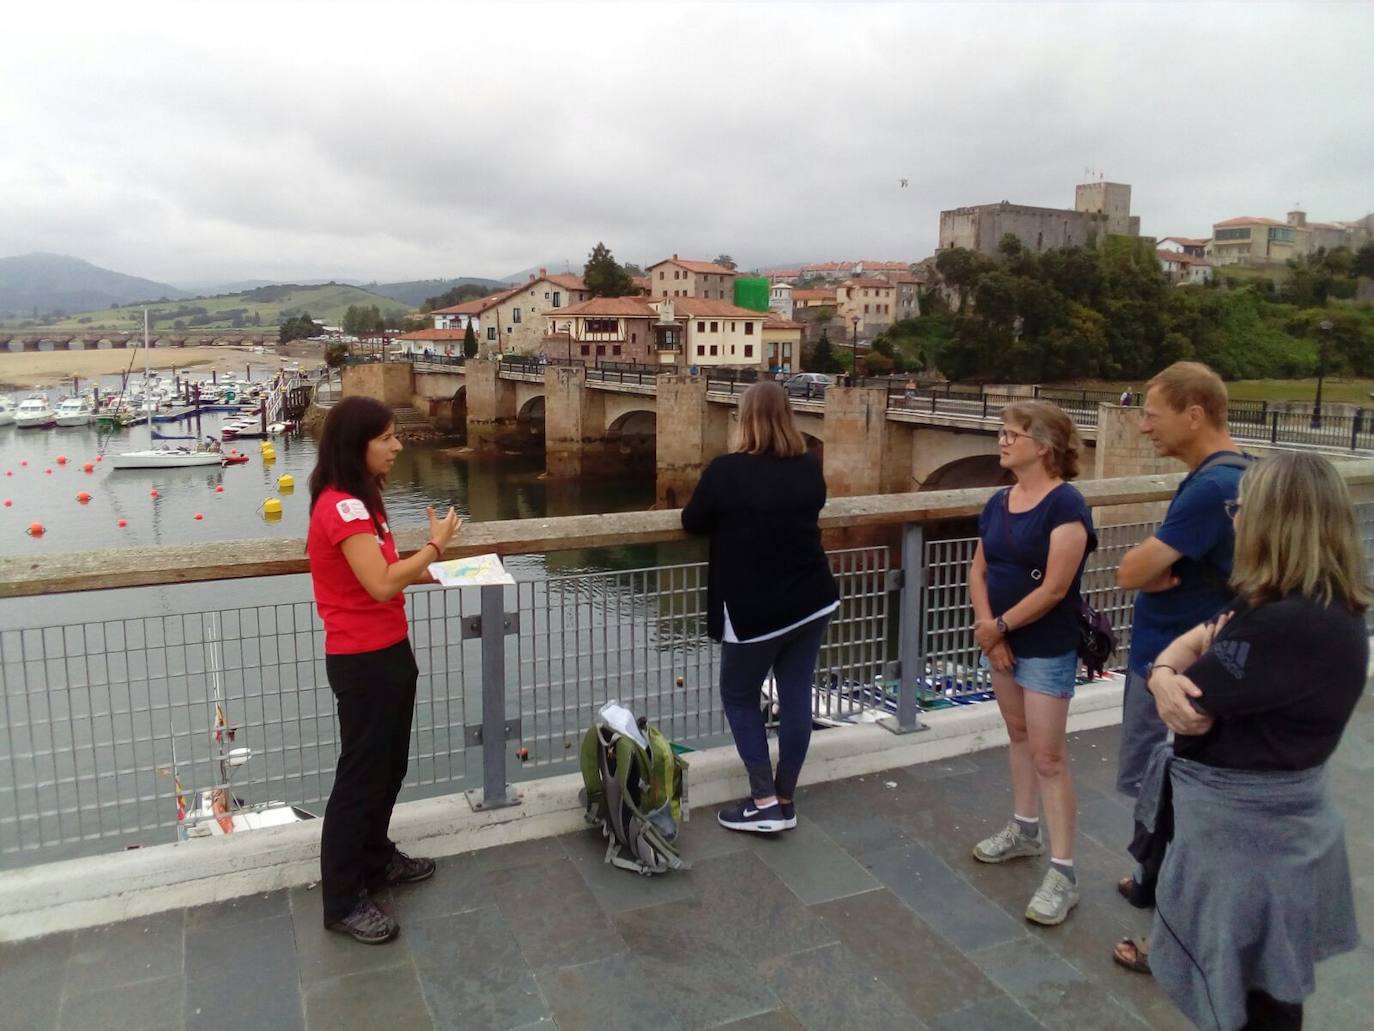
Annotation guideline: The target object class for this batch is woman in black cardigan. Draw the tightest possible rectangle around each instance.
[682,381,839,833]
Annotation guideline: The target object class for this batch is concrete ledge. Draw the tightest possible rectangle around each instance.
[0,680,1124,942]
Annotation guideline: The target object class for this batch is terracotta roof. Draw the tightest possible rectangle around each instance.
[400,328,469,341]
[550,297,658,318]
[431,285,522,315]
[843,278,895,289]
[856,261,912,271]
[890,274,926,285]
[801,261,849,272]
[543,274,586,291]
[1157,250,1211,267]
[665,298,767,319]
[648,257,738,276]
[1308,221,1345,231]
[1214,216,1289,229]
[764,316,804,330]
[1160,236,1210,247]
[791,288,837,302]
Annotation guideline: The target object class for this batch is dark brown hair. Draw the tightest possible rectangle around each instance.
[308,395,395,531]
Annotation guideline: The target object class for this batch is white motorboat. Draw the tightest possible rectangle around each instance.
[54,396,94,426]
[112,311,223,469]
[0,397,15,426]
[14,394,56,428]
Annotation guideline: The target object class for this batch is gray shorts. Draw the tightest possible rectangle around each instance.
[1117,669,1168,798]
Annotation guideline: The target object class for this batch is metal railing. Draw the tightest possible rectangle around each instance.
[11,474,1367,868]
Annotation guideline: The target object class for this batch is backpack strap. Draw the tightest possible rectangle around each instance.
[1185,451,1255,590]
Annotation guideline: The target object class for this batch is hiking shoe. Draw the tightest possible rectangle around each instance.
[327,893,399,945]
[779,801,797,830]
[1026,867,1080,926]
[384,850,436,885]
[972,820,1045,864]
[717,799,785,833]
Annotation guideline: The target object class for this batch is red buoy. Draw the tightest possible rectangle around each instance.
[44,468,53,475]
[215,485,224,493]
[76,492,92,504]
[20,460,27,467]
[83,463,94,473]
[26,522,44,537]
[95,456,103,463]
[149,489,159,499]
[193,512,204,521]
[117,519,128,528]
[2,499,11,507]
[56,455,68,465]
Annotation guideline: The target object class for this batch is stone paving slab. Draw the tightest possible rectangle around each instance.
[9,705,1373,1030]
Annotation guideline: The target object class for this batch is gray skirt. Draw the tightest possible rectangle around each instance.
[1141,752,1360,1030]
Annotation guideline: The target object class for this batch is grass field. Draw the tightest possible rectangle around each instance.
[1063,377,1374,405]
[2,283,411,332]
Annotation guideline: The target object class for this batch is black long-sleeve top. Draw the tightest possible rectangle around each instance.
[680,451,839,642]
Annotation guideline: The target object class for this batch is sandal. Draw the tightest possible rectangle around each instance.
[1112,936,1152,974]
[1117,875,1136,900]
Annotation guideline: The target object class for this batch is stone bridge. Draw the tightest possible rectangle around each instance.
[0,332,276,351]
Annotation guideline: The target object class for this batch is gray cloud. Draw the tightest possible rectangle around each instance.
[2,1,1371,286]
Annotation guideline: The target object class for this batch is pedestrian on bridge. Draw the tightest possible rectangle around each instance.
[1117,451,1366,1030]
[968,400,1096,926]
[307,396,461,944]
[682,380,838,835]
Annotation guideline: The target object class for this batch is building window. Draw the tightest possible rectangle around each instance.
[580,344,590,356]
[585,318,618,334]
[1268,227,1296,243]
[659,270,665,280]
[1215,227,1251,241]
[596,345,606,356]
[783,344,791,357]
[710,345,718,356]
[730,322,735,332]
[613,345,622,355]
[487,327,496,341]
[744,322,754,335]
[544,291,550,299]
[552,292,561,307]
[710,321,718,332]
[512,308,521,323]
[631,332,636,343]
[697,321,705,332]
[697,345,705,356]
[864,304,870,314]
[745,345,753,358]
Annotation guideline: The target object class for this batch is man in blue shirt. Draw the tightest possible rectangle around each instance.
[1115,362,1246,800]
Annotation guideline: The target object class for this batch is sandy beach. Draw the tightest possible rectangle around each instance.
[0,346,325,390]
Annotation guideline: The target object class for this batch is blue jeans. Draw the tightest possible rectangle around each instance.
[719,614,832,800]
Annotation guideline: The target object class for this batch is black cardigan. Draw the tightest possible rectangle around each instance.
[680,451,839,642]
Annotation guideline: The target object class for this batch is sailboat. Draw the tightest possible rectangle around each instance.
[110,310,222,469]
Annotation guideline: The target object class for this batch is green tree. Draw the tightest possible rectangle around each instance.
[422,283,491,312]
[583,242,634,297]
[808,330,844,373]
[1354,242,1374,279]
[713,254,737,270]
[463,322,478,358]
[324,342,349,369]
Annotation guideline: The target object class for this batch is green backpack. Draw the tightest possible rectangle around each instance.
[579,703,690,876]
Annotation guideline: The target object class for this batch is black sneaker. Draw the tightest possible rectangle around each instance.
[717,799,786,833]
[384,850,436,885]
[327,893,399,945]
[779,801,797,830]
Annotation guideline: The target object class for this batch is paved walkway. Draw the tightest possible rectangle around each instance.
[5,696,1372,1031]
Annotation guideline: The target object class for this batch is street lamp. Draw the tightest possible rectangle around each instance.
[1313,319,1333,429]
[850,315,860,382]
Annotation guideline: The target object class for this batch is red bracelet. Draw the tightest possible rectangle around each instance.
[425,540,442,557]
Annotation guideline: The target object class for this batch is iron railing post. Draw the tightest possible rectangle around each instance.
[1271,411,1279,444]
[468,583,522,811]
[881,522,926,735]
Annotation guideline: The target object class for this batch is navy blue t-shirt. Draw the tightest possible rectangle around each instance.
[979,483,1097,658]
[1127,453,1247,674]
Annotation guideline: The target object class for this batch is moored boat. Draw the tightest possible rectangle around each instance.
[14,394,56,428]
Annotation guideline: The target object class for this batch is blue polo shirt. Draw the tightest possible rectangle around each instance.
[1127,453,1248,674]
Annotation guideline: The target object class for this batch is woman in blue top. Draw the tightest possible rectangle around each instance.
[968,401,1096,927]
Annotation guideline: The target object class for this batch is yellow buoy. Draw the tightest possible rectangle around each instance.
[262,497,283,518]
[277,473,294,492]
[261,448,276,463]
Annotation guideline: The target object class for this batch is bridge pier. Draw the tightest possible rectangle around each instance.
[465,358,520,452]
[656,375,728,507]
[823,383,913,497]
[544,365,612,478]
[340,360,415,407]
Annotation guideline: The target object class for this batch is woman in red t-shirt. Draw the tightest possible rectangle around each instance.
[306,396,460,944]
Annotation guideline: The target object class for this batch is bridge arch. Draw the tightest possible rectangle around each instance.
[919,454,1012,491]
[516,394,546,446]
[606,408,657,471]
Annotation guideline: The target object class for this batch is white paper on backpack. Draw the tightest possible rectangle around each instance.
[427,553,515,587]
[597,699,648,749]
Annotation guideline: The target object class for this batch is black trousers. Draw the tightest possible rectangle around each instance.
[320,638,418,925]
[1242,991,1302,1031]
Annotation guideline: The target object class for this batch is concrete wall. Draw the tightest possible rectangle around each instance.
[341,361,414,406]
[939,203,1111,256]
[544,365,608,478]
[656,375,713,507]
[464,359,519,452]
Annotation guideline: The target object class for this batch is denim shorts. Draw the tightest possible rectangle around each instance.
[981,649,1078,699]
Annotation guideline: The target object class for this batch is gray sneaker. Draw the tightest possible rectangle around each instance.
[972,820,1045,864]
[1026,866,1080,926]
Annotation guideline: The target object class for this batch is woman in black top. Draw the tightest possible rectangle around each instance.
[682,381,839,834]
[1123,452,1368,1030]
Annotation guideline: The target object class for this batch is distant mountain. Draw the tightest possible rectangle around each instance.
[365,277,508,308]
[0,253,190,316]
[176,277,367,295]
[498,262,582,285]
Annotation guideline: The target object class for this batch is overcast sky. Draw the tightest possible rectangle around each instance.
[2,1,1371,287]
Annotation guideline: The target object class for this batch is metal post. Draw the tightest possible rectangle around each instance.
[1270,410,1279,444]
[467,583,522,811]
[881,522,926,735]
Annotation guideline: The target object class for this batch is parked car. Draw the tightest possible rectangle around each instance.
[784,372,834,399]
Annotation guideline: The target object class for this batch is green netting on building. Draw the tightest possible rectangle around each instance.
[733,276,770,312]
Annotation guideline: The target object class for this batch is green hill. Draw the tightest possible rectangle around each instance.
[8,283,412,332]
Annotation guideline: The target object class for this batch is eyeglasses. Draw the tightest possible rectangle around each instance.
[1223,499,1243,518]
[997,427,1032,444]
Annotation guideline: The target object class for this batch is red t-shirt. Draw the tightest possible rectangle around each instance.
[307,486,409,655]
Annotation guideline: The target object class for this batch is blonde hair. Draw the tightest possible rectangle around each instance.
[1231,452,1371,613]
[1002,401,1082,479]
[733,381,806,458]
[1146,361,1228,429]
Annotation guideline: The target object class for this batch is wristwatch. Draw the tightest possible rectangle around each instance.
[995,616,1009,635]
